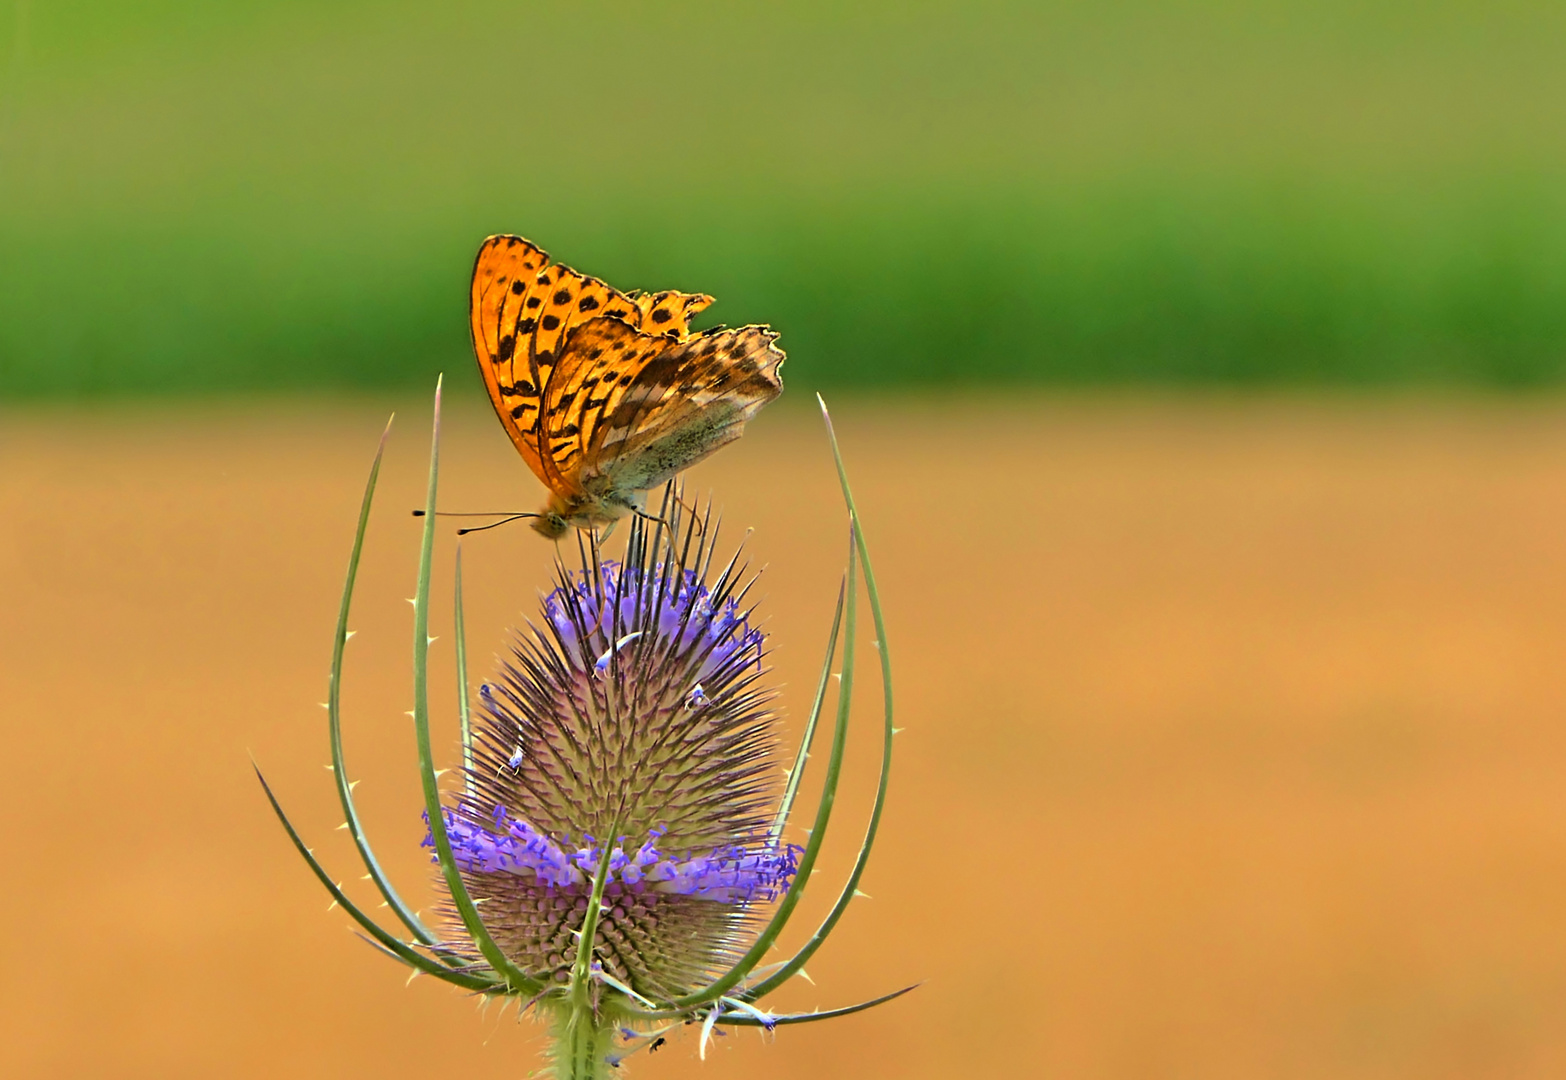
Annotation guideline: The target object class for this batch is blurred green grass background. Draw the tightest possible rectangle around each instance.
[3,0,1565,396]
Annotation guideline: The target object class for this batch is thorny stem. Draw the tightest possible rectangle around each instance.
[553,1009,619,1080]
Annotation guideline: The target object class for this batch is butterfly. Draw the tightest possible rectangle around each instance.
[469,235,785,538]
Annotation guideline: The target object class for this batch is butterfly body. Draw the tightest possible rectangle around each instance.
[469,235,784,536]
[530,485,645,539]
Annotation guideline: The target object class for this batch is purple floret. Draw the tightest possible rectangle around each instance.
[425,807,800,903]
[543,561,763,681]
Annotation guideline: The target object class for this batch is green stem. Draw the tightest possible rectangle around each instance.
[554,1006,619,1080]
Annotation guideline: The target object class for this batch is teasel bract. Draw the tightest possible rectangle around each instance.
[256,380,910,1078]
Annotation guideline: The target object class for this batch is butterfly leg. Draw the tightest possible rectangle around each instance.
[627,503,686,533]
[668,489,706,537]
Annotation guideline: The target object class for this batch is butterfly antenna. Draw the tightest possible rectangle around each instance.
[411,509,531,518]
[455,513,544,536]
[643,484,704,540]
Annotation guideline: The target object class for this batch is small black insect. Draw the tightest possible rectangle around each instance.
[649,1037,666,1054]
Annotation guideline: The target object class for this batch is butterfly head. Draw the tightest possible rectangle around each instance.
[530,511,571,539]
[533,491,595,538]
[533,489,635,539]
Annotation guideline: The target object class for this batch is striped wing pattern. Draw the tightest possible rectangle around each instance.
[468,235,713,496]
[542,318,785,493]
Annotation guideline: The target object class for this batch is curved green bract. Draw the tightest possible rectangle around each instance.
[323,416,451,953]
[739,397,898,1000]
[713,983,920,1027]
[455,545,475,791]
[769,577,846,844]
[253,763,499,993]
[561,827,624,1080]
[411,377,546,997]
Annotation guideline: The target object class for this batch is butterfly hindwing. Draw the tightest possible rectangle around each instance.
[542,317,784,493]
[595,325,784,492]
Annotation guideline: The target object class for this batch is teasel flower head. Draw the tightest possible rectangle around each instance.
[256,383,913,1080]
[429,522,802,1001]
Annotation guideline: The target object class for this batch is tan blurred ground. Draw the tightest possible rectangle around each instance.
[5,393,1566,1079]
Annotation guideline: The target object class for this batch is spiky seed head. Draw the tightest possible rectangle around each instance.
[426,508,799,1001]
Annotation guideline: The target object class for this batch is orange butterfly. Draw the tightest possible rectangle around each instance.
[469,235,785,538]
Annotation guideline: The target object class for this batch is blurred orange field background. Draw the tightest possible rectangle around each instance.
[5,394,1566,1079]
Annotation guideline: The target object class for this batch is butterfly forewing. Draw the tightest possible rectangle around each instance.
[632,290,714,336]
[471,236,554,481]
[471,236,645,494]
